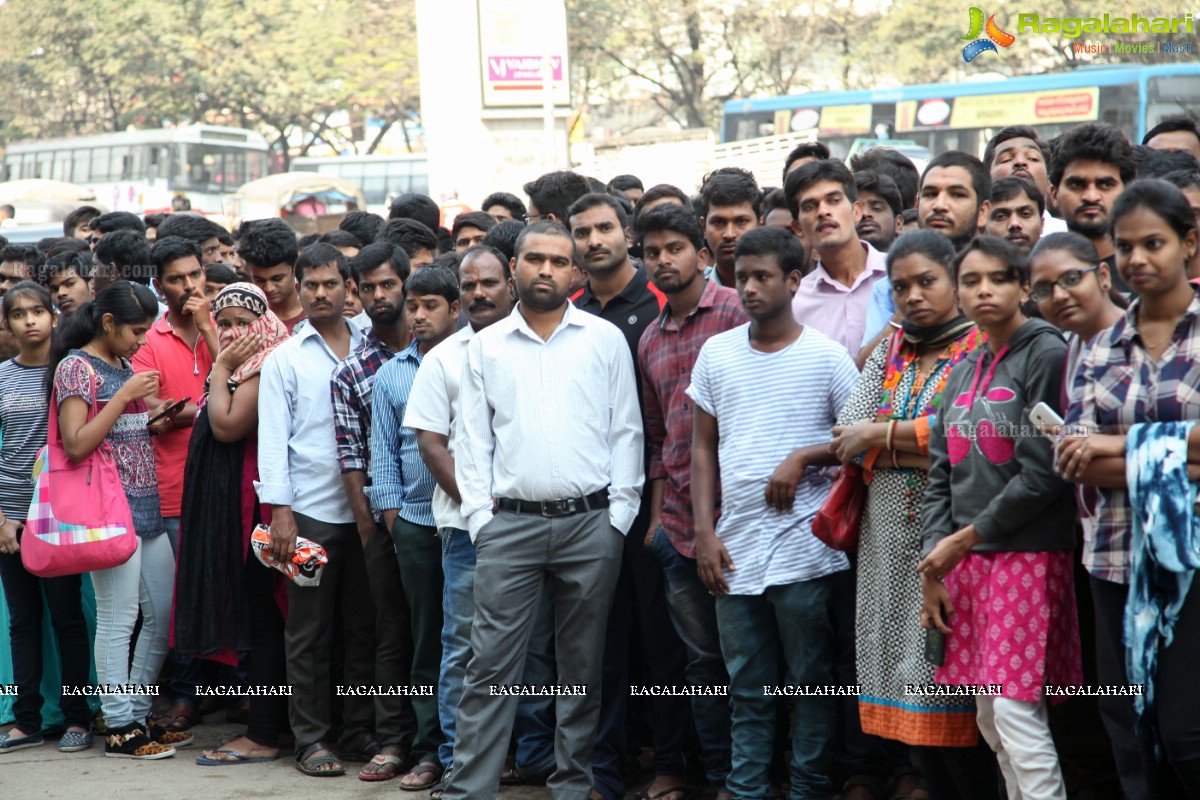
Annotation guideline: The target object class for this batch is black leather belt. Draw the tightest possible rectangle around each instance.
[497,489,610,518]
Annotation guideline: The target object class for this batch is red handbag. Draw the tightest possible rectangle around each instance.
[811,463,866,552]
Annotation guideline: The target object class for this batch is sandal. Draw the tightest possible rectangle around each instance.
[358,752,405,782]
[196,748,280,765]
[399,761,444,792]
[157,700,199,732]
[295,741,346,777]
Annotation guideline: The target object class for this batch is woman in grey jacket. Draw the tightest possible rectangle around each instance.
[919,235,1081,800]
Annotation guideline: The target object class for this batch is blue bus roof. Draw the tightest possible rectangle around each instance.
[723,64,1200,114]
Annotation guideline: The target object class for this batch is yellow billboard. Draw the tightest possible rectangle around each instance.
[949,88,1099,128]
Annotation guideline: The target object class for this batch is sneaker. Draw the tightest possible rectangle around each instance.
[146,721,194,748]
[104,724,175,760]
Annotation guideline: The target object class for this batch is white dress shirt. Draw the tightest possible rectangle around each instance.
[455,302,644,540]
[402,324,474,532]
[255,318,363,524]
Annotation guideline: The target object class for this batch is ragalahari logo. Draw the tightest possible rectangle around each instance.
[962,7,1016,61]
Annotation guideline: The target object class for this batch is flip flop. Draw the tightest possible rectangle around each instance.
[196,748,281,766]
[399,762,444,792]
[358,753,405,782]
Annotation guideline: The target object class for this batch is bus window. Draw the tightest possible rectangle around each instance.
[90,147,111,181]
[36,151,53,179]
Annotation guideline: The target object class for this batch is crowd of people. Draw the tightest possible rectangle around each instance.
[1,114,1200,800]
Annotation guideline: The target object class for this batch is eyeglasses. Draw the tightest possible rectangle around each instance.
[522,213,547,224]
[1029,265,1099,302]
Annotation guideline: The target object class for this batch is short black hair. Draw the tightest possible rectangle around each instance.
[62,205,101,237]
[44,237,90,259]
[318,229,364,250]
[607,174,644,194]
[733,226,806,275]
[953,234,1029,284]
[339,210,386,246]
[430,251,462,279]
[216,229,234,246]
[295,242,349,281]
[480,191,527,220]
[348,241,410,285]
[150,236,202,281]
[901,208,919,226]
[885,230,957,278]
[922,151,991,208]
[782,141,832,182]
[523,170,592,223]
[1112,178,1197,244]
[380,218,440,259]
[90,211,147,236]
[1163,169,1200,194]
[566,193,629,228]
[296,233,321,250]
[93,230,152,285]
[633,184,689,225]
[990,175,1045,216]
[514,220,574,260]
[633,203,706,251]
[404,264,460,305]
[481,219,525,262]
[854,170,904,218]
[451,211,497,244]
[1143,116,1200,148]
[760,188,790,220]
[0,243,43,267]
[237,218,299,269]
[39,250,93,285]
[699,168,761,219]
[849,148,920,210]
[461,244,512,280]
[1138,148,1200,180]
[983,125,1051,170]
[156,213,222,244]
[1049,122,1135,188]
[143,212,169,231]
[784,159,858,220]
[204,262,238,286]
[388,192,441,232]
[36,237,63,254]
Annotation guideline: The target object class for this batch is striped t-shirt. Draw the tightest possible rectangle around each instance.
[0,359,49,521]
[686,323,858,595]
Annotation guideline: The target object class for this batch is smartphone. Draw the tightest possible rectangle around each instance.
[148,397,190,426]
[1029,401,1064,440]
[924,628,946,666]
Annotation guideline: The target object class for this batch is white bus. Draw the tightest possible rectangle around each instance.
[1,125,271,215]
[291,154,429,215]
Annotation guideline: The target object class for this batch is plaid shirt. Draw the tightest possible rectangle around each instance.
[1065,287,1200,584]
[330,329,397,474]
[637,279,748,557]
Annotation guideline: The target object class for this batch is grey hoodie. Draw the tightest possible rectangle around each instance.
[921,318,1076,556]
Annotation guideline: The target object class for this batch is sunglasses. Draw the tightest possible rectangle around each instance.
[1029,265,1099,303]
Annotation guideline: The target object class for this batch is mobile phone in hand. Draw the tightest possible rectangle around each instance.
[148,396,190,427]
[1029,401,1064,441]
[924,628,946,666]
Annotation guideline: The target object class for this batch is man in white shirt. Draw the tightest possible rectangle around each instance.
[441,222,644,800]
[403,245,557,790]
[256,243,369,777]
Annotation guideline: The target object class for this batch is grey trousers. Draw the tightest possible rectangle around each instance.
[442,508,623,800]
[286,513,375,749]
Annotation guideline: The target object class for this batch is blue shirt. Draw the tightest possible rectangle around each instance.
[861,276,896,350]
[368,340,437,526]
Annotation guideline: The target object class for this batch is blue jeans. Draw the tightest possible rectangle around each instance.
[650,526,732,785]
[717,573,842,800]
[438,527,555,773]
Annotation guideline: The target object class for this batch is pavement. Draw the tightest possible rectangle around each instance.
[0,721,687,800]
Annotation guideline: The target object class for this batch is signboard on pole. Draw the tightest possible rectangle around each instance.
[478,0,570,108]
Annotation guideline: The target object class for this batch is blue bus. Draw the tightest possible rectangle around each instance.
[722,64,1200,160]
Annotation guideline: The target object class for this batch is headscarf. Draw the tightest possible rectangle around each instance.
[212,282,289,386]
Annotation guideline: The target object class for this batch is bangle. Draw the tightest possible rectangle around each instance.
[888,320,902,330]
[891,450,900,468]
[885,419,898,451]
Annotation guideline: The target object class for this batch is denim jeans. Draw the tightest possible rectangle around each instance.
[716,573,842,800]
[438,527,555,773]
[91,534,175,728]
[650,526,732,785]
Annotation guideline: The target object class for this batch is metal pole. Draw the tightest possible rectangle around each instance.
[542,0,556,170]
